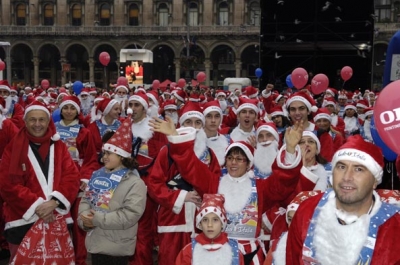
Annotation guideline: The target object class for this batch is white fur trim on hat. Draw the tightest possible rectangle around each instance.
[179,111,205,126]
[103,143,131,158]
[236,103,259,115]
[24,105,50,119]
[196,206,227,230]
[103,99,119,116]
[344,105,357,112]
[364,110,373,117]
[172,91,185,102]
[286,95,317,113]
[313,113,332,123]
[256,125,279,142]
[216,91,226,98]
[356,102,368,109]
[271,110,285,117]
[225,142,254,168]
[203,105,223,118]
[302,131,321,154]
[128,95,149,110]
[322,99,336,107]
[146,93,159,107]
[116,85,129,93]
[275,94,284,103]
[332,148,383,184]
[59,100,80,114]
[164,104,177,111]
[0,85,10,92]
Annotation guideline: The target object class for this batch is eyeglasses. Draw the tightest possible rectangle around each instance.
[226,156,247,163]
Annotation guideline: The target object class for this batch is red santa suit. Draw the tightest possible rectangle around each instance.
[147,127,221,265]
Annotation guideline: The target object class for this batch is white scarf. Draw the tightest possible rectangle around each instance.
[218,172,252,213]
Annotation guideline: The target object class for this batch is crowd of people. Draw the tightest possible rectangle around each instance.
[0,77,399,265]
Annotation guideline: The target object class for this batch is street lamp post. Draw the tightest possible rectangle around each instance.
[185,0,191,83]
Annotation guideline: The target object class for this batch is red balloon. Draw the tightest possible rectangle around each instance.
[170,82,177,89]
[311,74,329,95]
[374,80,400,154]
[197,72,206,83]
[177,78,186,88]
[152,79,160,89]
[340,66,353,81]
[99,52,110,66]
[41,79,50,90]
[0,60,5,71]
[291,68,308,89]
[117,76,128,87]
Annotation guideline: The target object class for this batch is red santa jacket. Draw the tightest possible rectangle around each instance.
[0,118,18,159]
[286,193,400,265]
[8,102,24,129]
[0,139,80,229]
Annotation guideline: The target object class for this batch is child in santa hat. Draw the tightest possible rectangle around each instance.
[175,194,244,265]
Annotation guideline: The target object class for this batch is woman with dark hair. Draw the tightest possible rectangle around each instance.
[342,103,360,139]
[78,118,146,265]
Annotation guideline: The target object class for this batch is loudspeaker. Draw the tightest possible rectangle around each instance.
[260,0,375,90]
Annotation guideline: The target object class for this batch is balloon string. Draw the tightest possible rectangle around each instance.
[386,162,393,190]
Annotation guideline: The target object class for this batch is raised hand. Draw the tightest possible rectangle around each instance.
[285,120,304,154]
[149,116,178,136]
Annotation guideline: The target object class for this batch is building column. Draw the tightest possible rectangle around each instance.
[88,58,95,84]
[60,57,67,86]
[204,59,211,87]
[235,60,242,77]
[174,59,181,82]
[32,57,40,86]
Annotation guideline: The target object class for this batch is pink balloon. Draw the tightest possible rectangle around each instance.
[152,79,160,89]
[117,76,128,87]
[197,72,206,83]
[170,82,177,89]
[291,68,308,89]
[311,74,329,95]
[41,79,50,90]
[177,78,186,88]
[99,52,110,66]
[0,60,5,71]
[340,66,353,81]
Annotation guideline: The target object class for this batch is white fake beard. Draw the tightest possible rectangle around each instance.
[253,140,279,175]
[363,119,373,141]
[194,128,208,159]
[10,95,19,102]
[80,98,91,111]
[344,116,358,132]
[219,100,227,112]
[147,104,159,118]
[4,96,13,110]
[166,112,179,126]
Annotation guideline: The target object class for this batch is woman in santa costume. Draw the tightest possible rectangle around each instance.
[55,95,100,265]
[87,97,121,157]
[0,100,80,261]
[321,96,345,136]
[78,118,146,265]
[150,116,304,265]
[342,103,361,139]
[287,135,400,265]
[176,194,245,265]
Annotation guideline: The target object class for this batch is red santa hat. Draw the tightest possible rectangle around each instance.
[0,80,10,92]
[286,190,321,223]
[344,103,357,112]
[102,92,111,98]
[47,87,55,93]
[338,91,347,99]
[245,86,259,99]
[202,100,222,118]
[376,189,400,206]
[89,88,98,95]
[364,107,373,118]
[24,86,33,92]
[128,91,149,110]
[302,131,321,154]
[325,88,337,97]
[146,90,159,107]
[80,88,90,96]
[136,86,146,93]
[236,97,259,114]
[285,91,318,113]
[273,93,284,104]
[270,105,285,118]
[356,99,369,109]
[172,89,187,102]
[322,96,336,107]
[10,86,18,93]
[178,101,205,126]
[103,118,133,158]
[313,108,332,123]
[162,99,177,111]
[332,135,384,184]
[188,93,201,103]
[215,90,226,98]
[94,96,105,104]
[24,100,60,141]
[196,194,227,230]
[59,95,81,114]
[115,84,129,93]
[96,97,119,117]
[256,120,279,141]
[225,141,254,168]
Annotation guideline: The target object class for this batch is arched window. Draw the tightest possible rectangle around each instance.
[72,4,82,26]
[44,4,54,25]
[100,3,111,26]
[16,4,26,25]
[158,3,169,26]
[249,2,260,26]
[188,2,198,26]
[218,2,228,25]
[129,3,139,26]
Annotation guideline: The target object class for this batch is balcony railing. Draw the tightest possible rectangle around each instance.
[375,22,400,34]
[0,25,259,36]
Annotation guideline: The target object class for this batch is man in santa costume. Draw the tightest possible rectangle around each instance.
[0,100,80,261]
[127,91,168,265]
[146,90,160,118]
[78,88,92,117]
[321,96,345,136]
[286,135,400,265]
[360,107,373,142]
[0,80,24,128]
[114,83,129,118]
[147,101,221,265]
[160,99,179,126]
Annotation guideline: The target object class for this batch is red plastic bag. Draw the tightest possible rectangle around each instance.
[11,215,75,264]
